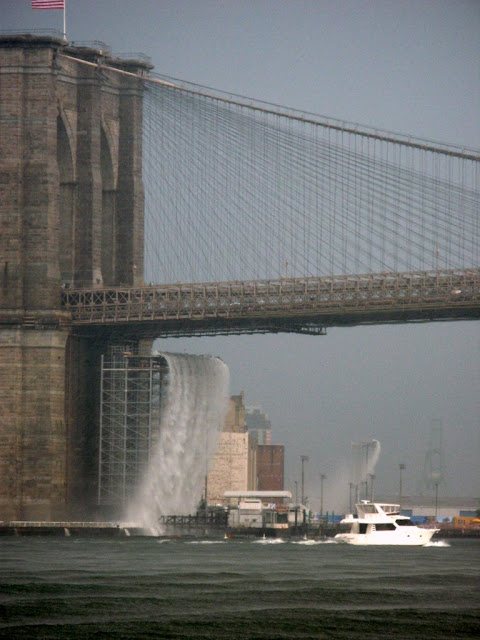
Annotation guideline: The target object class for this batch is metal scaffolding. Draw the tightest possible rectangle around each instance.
[98,347,168,507]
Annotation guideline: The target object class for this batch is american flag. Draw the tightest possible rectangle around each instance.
[32,0,65,9]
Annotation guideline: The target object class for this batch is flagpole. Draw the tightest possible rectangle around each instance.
[63,0,66,41]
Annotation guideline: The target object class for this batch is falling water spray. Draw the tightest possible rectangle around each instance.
[126,353,230,529]
[351,439,381,503]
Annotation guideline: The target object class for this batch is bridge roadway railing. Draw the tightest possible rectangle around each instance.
[61,269,480,333]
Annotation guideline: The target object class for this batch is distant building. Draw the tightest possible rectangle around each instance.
[375,495,480,522]
[246,405,284,497]
[245,406,271,444]
[225,491,292,529]
[207,431,250,504]
[207,399,286,507]
[256,445,285,493]
[225,393,246,433]
[207,394,256,505]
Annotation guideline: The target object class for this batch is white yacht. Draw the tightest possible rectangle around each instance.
[334,501,439,546]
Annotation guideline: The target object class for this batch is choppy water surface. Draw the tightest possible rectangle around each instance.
[1,537,479,639]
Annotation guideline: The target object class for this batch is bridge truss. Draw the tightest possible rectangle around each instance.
[63,268,479,338]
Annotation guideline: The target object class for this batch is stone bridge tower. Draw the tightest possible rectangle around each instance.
[0,35,152,520]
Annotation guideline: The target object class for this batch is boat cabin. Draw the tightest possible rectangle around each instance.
[356,501,400,518]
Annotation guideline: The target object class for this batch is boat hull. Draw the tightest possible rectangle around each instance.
[335,528,438,546]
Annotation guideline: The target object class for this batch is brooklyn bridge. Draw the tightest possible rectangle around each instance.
[0,34,479,521]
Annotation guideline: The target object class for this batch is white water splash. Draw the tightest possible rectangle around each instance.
[292,538,336,545]
[187,540,227,545]
[351,439,381,488]
[424,539,451,548]
[126,353,229,529]
[366,440,381,478]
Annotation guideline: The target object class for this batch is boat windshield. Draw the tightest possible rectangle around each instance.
[379,504,400,515]
[360,504,378,514]
[395,519,415,526]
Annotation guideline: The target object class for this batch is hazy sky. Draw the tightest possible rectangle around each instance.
[4,1,479,508]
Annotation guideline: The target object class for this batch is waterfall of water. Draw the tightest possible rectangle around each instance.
[126,353,230,529]
[365,440,381,478]
[351,439,381,501]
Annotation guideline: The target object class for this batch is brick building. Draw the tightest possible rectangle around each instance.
[256,445,285,492]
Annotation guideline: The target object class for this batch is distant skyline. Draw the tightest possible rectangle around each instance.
[3,0,479,509]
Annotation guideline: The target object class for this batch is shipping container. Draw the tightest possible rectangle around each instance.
[453,516,480,528]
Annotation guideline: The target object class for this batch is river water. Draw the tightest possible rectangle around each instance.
[1,536,478,639]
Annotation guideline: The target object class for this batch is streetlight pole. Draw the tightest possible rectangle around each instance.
[434,482,439,522]
[294,481,298,505]
[399,463,406,510]
[301,455,309,506]
[319,474,326,515]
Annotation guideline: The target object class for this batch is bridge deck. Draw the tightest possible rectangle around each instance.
[61,269,480,338]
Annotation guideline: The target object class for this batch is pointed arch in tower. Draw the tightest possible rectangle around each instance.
[101,126,117,285]
[57,113,76,285]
